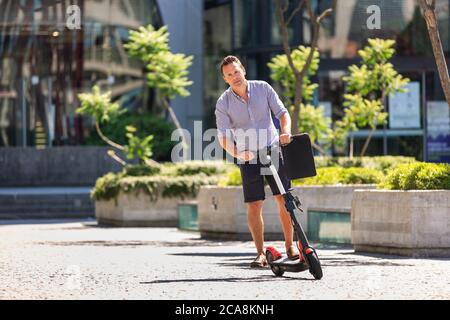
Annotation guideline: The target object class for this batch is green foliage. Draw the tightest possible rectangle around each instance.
[92,161,231,201]
[91,173,123,202]
[218,167,242,187]
[76,86,124,124]
[85,112,176,161]
[122,164,161,177]
[124,25,170,60]
[379,162,450,190]
[163,161,233,177]
[92,175,219,202]
[314,156,416,173]
[124,125,153,163]
[292,167,383,186]
[146,52,193,99]
[297,104,333,148]
[218,156,415,187]
[268,46,320,103]
[342,95,387,129]
[337,39,410,149]
[218,166,383,187]
[344,39,409,96]
[268,46,333,148]
[124,24,193,100]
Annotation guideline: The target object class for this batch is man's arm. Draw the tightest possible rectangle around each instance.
[218,136,238,158]
[279,111,292,145]
[279,112,291,135]
[218,136,254,161]
[216,97,254,161]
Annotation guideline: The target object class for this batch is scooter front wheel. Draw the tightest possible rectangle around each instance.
[266,249,285,277]
[306,250,323,280]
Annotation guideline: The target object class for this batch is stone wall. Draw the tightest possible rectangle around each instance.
[0,147,125,186]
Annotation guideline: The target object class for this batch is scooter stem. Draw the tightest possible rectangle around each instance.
[266,155,286,195]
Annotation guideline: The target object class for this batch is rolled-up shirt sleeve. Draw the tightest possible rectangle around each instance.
[266,82,288,119]
[215,98,233,140]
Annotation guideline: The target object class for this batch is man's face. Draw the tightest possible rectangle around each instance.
[222,62,246,88]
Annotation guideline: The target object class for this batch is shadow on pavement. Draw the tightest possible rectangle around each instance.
[319,257,413,267]
[339,250,450,262]
[140,275,314,285]
[170,252,255,257]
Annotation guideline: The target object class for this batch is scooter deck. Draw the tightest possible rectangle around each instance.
[270,255,309,272]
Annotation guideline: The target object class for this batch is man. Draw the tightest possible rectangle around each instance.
[215,55,299,268]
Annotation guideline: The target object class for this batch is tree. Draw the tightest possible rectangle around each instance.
[77,86,158,167]
[273,0,336,134]
[268,46,333,154]
[419,0,450,108]
[298,104,333,153]
[337,39,410,157]
[124,25,193,152]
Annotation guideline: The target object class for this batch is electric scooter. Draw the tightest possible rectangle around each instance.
[264,152,323,280]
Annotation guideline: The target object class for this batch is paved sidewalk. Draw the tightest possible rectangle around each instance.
[1,219,450,300]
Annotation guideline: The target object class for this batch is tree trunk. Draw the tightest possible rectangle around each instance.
[95,122,124,150]
[273,0,335,133]
[161,98,189,153]
[349,135,354,159]
[360,128,374,157]
[312,142,327,156]
[420,0,450,108]
[274,0,302,133]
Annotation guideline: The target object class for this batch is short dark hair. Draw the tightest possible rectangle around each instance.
[219,55,244,76]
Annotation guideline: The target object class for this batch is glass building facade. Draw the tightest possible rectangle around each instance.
[204,0,450,162]
[0,0,162,147]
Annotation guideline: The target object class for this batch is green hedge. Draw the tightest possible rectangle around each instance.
[218,167,243,187]
[161,161,234,177]
[293,167,383,186]
[92,173,219,202]
[122,164,162,177]
[314,156,415,173]
[92,161,231,201]
[378,162,450,190]
[218,166,383,186]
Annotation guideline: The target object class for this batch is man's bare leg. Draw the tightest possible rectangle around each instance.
[247,200,265,255]
[274,195,294,252]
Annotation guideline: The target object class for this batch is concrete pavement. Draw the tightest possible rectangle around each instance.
[1,219,450,300]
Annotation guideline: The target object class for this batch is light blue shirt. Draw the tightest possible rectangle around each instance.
[215,80,288,152]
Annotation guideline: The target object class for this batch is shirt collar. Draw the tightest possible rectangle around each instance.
[229,81,250,101]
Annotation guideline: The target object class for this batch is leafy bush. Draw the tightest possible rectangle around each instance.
[92,161,232,201]
[293,167,383,186]
[85,112,176,161]
[92,173,219,202]
[122,164,161,177]
[218,167,242,186]
[164,161,233,177]
[218,166,383,187]
[314,156,415,173]
[338,167,384,184]
[379,162,450,190]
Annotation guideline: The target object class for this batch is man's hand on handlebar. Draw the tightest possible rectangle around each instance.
[279,133,292,146]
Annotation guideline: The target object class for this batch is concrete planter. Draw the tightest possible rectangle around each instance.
[198,185,375,240]
[351,190,450,257]
[95,190,194,227]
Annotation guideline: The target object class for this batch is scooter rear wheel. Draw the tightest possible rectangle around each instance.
[266,250,285,277]
[306,250,323,280]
